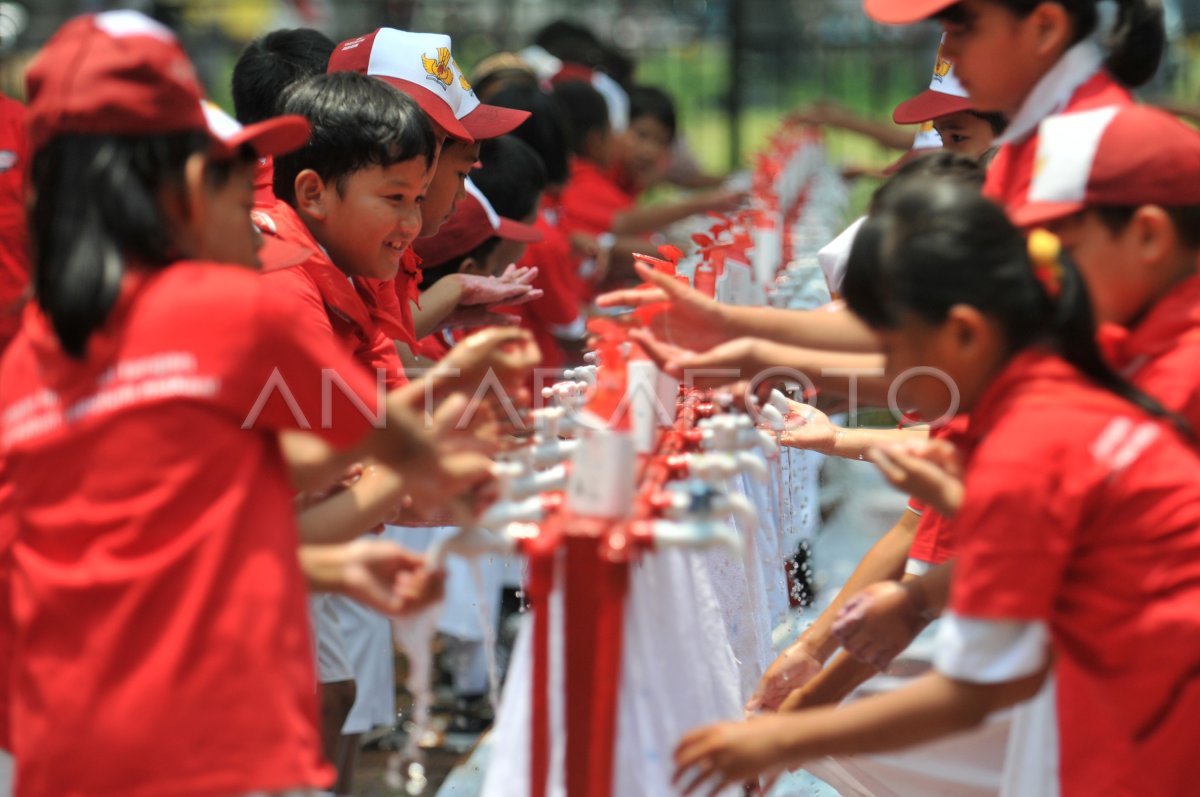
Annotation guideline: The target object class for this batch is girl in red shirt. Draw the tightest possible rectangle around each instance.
[3,12,495,797]
[673,179,1200,797]
[865,0,1164,212]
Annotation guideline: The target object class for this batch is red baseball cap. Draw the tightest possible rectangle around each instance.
[25,10,208,152]
[1010,105,1200,229]
[328,29,530,143]
[201,100,310,160]
[412,178,542,267]
[864,0,960,24]
[892,35,972,124]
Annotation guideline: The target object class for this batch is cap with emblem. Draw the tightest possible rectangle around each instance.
[328,29,530,143]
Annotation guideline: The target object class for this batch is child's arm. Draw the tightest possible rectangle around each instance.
[279,430,361,493]
[747,510,919,712]
[598,261,881,353]
[609,187,744,237]
[834,561,955,670]
[777,401,930,459]
[787,100,915,151]
[675,667,1047,795]
[298,537,444,616]
[296,463,406,545]
[632,331,894,407]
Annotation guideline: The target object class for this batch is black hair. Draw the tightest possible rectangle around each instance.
[488,84,571,186]
[231,28,335,125]
[871,150,985,213]
[473,136,548,222]
[273,72,436,206]
[967,110,1008,136]
[843,177,1187,434]
[30,132,209,358]
[941,0,1164,88]
[473,67,539,103]
[1092,205,1200,249]
[551,80,610,156]
[628,85,677,142]
[420,238,501,284]
[533,20,635,88]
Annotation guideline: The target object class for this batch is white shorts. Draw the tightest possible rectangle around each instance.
[309,593,354,684]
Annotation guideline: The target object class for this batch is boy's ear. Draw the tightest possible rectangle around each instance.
[1128,205,1175,266]
[175,152,209,225]
[1030,2,1073,57]
[294,169,329,221]
[944,304,988,353]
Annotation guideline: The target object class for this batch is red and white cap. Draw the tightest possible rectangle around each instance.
[412,177,542,267]
[1010,105,1200,228]
[201,100,310,160]
[328,29,530,143]
[864,0,960,25]
[892,35,972,124]
[25,10,209,151]
[883,120,944,175]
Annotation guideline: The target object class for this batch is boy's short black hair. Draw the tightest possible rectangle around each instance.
[487,85,571,186]
[273,72,437,206]
[231,28,335,125]
[533,19,634,88]
[551,80,609,156]
[628,85,677,141]
[473,136,548,221]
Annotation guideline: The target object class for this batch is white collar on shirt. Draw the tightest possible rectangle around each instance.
[994,40,1105,147]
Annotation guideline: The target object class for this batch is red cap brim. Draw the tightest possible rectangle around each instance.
[376,76,475,142]
[497,217,543,243]
[892,90,973,124]
[460,104,532,140]
[1008,201,1085,229]
[214,114,311,160]
[864,0,960,24]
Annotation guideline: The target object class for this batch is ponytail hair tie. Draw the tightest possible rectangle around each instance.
[1028,229,1064,300]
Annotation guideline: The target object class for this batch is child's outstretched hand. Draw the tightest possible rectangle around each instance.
[673,714,798,796]
[866,436,964,516]
[596,260,731,352]
[455,270,543,307]
[777,400,839,455]
[338,538,446,616]
[746,641,824,714]
[832,581,930,671]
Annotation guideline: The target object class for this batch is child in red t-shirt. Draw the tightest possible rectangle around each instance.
[866,0,1164,212]
[3,12,497,797]
[673,178,1200,797]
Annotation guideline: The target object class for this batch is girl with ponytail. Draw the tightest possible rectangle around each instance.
[863,0,1165,213]
[671,179,1200,797]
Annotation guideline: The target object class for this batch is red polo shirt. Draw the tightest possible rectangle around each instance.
[0,262,383,797]
[947,349,1200,797]
[388,248,423,347]
[985,71,1131,213]
[559,156,635,238]
[910,276,1200,567]
[0,96,29,355]
[508,212,582,371]
[256,199,409,387]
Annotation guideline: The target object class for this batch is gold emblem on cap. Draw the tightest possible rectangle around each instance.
[422,47,454,89]
[452,58,474,93]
